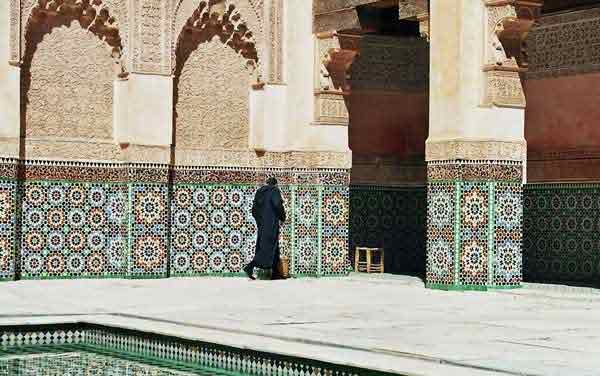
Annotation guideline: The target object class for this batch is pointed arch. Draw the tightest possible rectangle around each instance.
[171,0,264,66]
[22,0,124,66]
[21,0,126,147]
[172,1,260,150]
[173,1,258,76]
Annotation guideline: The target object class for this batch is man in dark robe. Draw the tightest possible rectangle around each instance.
[243,177,286,280]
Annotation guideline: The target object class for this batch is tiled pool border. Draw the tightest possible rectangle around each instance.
[0,323,399,376]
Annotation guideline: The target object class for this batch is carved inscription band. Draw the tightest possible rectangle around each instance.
[426,140,527,162]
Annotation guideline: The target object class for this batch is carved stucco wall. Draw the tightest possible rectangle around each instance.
[175,39,251,150]
[25,26,114,141]
[20,0,129,64]
[17,0,127,161]
[172,0,264,76]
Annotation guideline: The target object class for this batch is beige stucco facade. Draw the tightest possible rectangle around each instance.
[0,0,556,289]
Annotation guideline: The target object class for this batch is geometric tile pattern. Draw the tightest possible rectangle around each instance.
[0,161,351,280]
[170,184,257,276]
[21,181,128,279]
[292,185,320,276]
[0,327,85,347]
[426,182,456,286]
[129,184,169,278]
[523,184,600,286]
[427,161,523,291]
[349,185,426,277]
[495,183,523,286]
[0,181,17,281]
[0,352,210,376]
[1,323,393,376]
[321,186,351,276]
[459,182,489,286]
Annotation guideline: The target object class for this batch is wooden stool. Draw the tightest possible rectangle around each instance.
[354,247,384,273]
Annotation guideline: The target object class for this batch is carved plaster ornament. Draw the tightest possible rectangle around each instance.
[319,52,334,91]
[313,33,361,125]
[26,0,125,79]
[177,0,259,79]
[491,27,508,66]
[482,1,542,109]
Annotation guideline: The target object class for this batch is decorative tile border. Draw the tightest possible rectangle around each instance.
[0,323,397,376]
[426,161,523,290]
[0,159,351,281]
[427,160,523,182]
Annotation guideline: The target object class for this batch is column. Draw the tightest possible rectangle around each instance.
[425,0,541,290]
[2,0,21,157]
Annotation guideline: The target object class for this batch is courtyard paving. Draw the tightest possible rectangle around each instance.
[0,274,599,376]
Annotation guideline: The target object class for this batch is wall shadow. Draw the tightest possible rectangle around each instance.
[349,186,427,278]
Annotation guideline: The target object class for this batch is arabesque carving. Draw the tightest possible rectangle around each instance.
[19,0,126,159]
[267,0,283,83]
[174,1,259,150]
[174,1,259,75]
[22,0,125,75]
[9,0,21,65]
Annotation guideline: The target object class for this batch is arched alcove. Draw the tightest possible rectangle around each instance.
[173,1,259,151]
[21,0,124,157]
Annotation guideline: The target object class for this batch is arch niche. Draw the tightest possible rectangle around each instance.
[172,0,259,152]
[21,0,125,149]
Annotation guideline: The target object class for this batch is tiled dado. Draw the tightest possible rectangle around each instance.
[523,184,600,286]
[0,323,396,376]
[426,161,523,291]
[0,159,350,280]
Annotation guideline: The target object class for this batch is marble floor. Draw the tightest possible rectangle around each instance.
[0,274,599,376]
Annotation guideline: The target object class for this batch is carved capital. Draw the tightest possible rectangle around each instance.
[314,32,362,126]
[484,0,543,69]
[483,1,542,108]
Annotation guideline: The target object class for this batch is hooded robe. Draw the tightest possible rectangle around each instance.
[251,184,286,269]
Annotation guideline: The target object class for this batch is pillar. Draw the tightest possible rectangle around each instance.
[0,0,21,281]
[2,0,21,157]
[425,0,541,290]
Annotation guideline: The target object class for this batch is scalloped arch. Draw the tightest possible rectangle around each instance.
[171,0,263,70]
